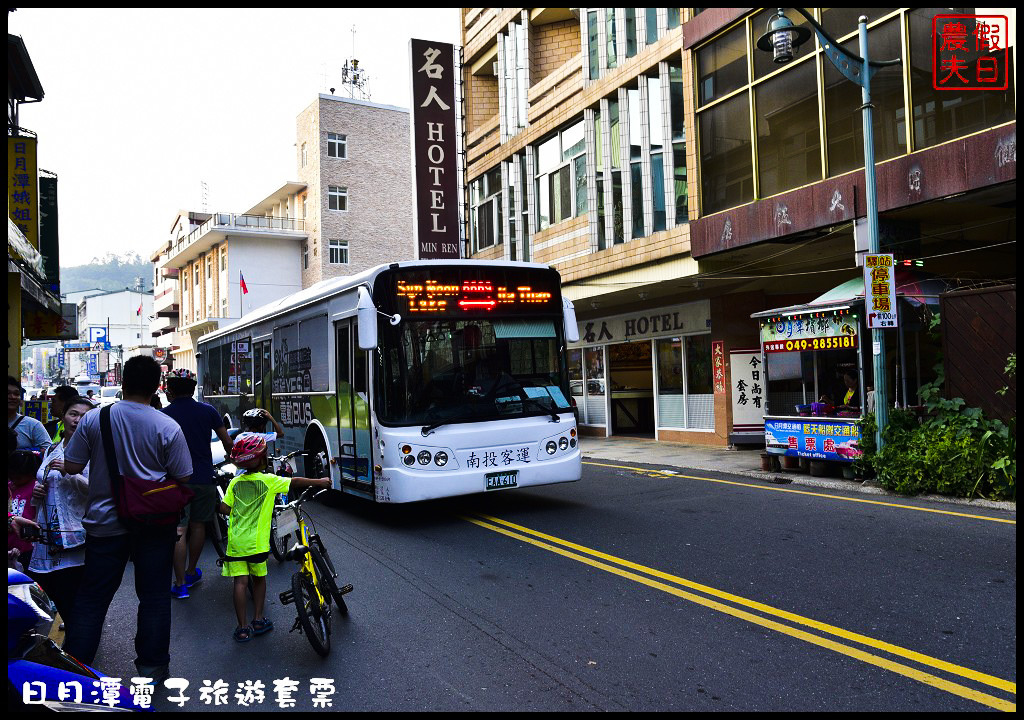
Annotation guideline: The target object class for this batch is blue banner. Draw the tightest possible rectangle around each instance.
[764,418,861,463]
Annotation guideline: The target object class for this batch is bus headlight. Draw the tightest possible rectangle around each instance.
[434,451,449,467]
[403,454,416,466]
[401,444,413,455]
[417,450,432,465]
[546,441,557,455]
[559,437,569,450]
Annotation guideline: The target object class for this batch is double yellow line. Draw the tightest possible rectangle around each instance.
[462,513,1016,712]
[584,461,1016,526]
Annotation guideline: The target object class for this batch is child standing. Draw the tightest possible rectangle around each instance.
[219,433,330,642]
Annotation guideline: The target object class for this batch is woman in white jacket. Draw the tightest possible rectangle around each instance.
[29,396,95,623]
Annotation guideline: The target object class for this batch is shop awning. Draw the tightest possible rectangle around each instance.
[751,269,954,320]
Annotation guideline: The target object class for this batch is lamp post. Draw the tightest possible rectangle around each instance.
[757,9,900,451]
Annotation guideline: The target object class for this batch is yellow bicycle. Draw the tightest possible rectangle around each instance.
[276,487,351,656]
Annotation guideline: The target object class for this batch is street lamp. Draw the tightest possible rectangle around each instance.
[757,9,901,451]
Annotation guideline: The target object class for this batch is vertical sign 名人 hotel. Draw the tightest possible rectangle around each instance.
[9,136,38,250]
[863,253,898,329]
[410,39,461,260]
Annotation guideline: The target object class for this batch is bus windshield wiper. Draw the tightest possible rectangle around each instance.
[518,394,561,423]
[421,420,447,437]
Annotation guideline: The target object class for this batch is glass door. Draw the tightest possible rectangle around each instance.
[334,321,371,487]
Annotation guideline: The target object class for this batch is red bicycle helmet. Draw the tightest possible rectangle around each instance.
[230,432,267,463]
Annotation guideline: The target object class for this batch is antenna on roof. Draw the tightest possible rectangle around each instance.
[339,24,371,101]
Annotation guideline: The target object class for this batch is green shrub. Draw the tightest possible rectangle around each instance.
[855,338,1015,500]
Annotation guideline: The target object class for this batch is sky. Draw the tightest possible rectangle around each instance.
[10,7,461,267]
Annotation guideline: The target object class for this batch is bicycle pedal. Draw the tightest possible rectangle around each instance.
[279,589,295,605]
[339,584,353,595]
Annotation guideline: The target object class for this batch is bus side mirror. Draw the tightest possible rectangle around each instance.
[562,298,580,343]
[357,287,378,350]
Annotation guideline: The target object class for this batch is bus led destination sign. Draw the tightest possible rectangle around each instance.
[396,279,554,313]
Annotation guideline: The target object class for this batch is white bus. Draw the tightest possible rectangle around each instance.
[196,261,582,503]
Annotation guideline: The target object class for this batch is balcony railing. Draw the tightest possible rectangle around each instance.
[171,213,306,257]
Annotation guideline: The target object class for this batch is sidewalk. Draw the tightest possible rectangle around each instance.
[579,436,1016,514]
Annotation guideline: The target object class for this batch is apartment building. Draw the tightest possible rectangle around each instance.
[460,8,1015,446]
[155,201,306,374]
[295,94,415,287]
[153,94,417,374]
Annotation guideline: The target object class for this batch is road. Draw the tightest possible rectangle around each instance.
[91,459,1016,711]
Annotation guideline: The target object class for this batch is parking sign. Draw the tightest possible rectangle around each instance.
[864,254,898,329]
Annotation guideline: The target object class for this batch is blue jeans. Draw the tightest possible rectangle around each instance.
[63,526,177,670]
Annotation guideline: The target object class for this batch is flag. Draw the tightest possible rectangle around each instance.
[240,272,249,295]
[136,302,142,316]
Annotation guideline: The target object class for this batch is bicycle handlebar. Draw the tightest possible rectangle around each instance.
[276,486,327,510]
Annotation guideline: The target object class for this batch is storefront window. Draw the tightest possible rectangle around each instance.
[583,347,606,425]
[656,338,685,427]
[699,92,753,214]
[824,18,906,176]
[696,25,746,107]
[755,58,822,197]
[568,349,584,414]
[655,334,714,430]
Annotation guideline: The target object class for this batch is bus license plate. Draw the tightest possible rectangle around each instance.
[485,470,518,491]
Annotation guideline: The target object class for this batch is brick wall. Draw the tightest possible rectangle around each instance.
[530,19,581,85]
[295,96,415,288]
[467,74,499,134]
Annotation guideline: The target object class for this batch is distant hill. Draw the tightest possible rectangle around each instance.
[60,252,153,294]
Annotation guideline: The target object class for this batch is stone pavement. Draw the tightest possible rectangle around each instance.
[579,435,1016,514]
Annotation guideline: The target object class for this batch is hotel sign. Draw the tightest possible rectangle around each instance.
[410,38,461,260]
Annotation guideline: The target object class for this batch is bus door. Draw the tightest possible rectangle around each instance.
[334,320,372,490]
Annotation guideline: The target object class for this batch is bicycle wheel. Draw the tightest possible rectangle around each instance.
[210,512,229,561]
[291,571,330,657]
[308,542,347,615]
[269,513,289,563]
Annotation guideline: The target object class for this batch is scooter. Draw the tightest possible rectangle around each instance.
[8,565,150,711]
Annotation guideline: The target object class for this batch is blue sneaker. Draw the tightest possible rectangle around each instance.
[185,567,202,588]
[171,584,189,600]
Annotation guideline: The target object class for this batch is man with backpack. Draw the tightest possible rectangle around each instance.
[62,356,193,683]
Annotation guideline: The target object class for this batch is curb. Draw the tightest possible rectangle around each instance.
[583,454,1017,515]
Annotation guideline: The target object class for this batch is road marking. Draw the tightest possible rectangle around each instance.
[463,513,1016,712]
[584,461,1016,526]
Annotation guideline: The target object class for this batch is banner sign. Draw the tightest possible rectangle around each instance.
[764,418,862,463]
[760,315,858,353]
[712,341,726,394]
[9,136,38,250]
[864,253,898,329]
[410,38,461,260]
[730,349,764,433]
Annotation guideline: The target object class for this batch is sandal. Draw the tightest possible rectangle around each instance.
[251,617,274,635]
[233,625,252,643]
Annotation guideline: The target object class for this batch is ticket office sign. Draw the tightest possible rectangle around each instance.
[760,316,858,354]
[764,418,862,463]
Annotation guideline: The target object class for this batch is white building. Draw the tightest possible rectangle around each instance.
[61,289,154,381]
[156,203,307,374]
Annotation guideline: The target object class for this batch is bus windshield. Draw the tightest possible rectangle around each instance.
[378,316,571,427]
